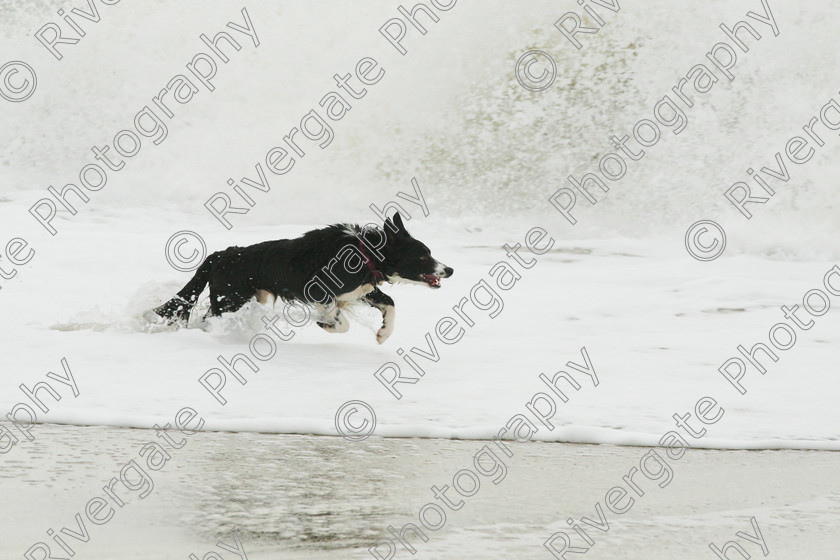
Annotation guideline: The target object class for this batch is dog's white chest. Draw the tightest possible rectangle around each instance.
[336,283,375,303]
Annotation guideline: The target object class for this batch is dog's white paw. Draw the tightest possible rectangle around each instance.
[376,323,394,344]
[142,309,163,324]
[376,305,395,344]
[187,319,212,332]
[318,311,350,334]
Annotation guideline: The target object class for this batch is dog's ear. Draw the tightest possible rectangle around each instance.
[392,212,408,236]
[384,216,397,237]
[384,212,408,238]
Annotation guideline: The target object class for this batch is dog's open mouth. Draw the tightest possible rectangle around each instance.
[422,274,443,288]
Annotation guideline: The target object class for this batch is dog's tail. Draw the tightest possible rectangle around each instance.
[148,250,225,324]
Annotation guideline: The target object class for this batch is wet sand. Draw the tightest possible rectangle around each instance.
[1,424,838,559]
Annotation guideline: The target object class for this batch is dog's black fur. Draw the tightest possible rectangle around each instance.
[149,213,452,343]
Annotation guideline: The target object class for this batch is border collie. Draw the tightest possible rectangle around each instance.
[147,213,453,343]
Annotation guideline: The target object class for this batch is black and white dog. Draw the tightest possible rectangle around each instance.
[148,213,453,343]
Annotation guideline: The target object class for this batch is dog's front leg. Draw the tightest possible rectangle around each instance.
[363,288,395,344]
[315,301,349,333]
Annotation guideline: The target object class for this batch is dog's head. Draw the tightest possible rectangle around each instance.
[383,212,453,289]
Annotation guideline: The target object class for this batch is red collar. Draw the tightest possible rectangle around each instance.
[358,239,384,281]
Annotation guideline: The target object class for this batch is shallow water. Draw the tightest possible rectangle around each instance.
[2,424,838,559]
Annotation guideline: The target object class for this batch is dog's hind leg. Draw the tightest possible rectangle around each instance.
[255,289,276,307]
[145,295,193,326]
[208,287,252,317]
[362,287,395,344]
[147,250,229,325]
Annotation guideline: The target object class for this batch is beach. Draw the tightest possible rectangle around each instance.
[2,425,838,559]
